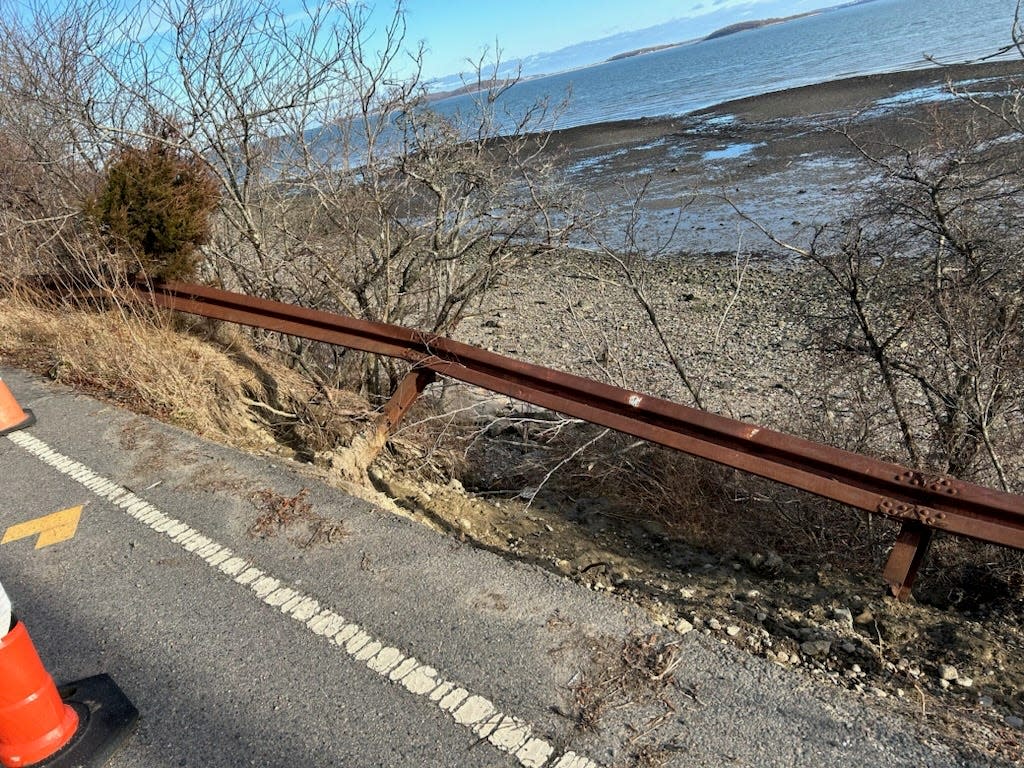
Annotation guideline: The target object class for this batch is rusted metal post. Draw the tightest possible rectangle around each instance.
[376,367,437,448]
[341,367,436,477]
[882,521,933,601]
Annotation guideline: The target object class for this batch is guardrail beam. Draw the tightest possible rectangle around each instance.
[134,279,1024,600]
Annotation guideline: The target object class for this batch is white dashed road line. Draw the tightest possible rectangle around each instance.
[7,431,597,768]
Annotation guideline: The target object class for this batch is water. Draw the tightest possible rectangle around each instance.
[430,0,1020,132]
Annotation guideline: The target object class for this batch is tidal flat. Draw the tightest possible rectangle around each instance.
[540,58,1024,253]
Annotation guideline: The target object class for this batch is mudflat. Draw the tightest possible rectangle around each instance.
[540,58,1024,253]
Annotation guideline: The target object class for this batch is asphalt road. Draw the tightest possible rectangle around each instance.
[0,366,982,767]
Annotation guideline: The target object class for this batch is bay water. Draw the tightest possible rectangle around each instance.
[432,0,1021,131]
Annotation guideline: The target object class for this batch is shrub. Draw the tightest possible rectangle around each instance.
[87,128,218,282]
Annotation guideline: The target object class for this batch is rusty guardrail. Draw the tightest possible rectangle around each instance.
[136,279,1024,598]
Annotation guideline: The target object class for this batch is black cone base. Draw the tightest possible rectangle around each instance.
[30,674,138,767]
[0,408,35,437]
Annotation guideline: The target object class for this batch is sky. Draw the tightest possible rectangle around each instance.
[398,0,827,80]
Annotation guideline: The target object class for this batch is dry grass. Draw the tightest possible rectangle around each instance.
[492,424,893,569]
[0,293,368,454]
[569,633,683,732]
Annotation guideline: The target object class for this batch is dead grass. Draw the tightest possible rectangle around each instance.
[615,744,674,768]
[569,633,684,734]
[0,294,369,454]
[470,422,897,572]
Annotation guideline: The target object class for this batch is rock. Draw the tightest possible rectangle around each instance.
[726,625,741,637]
[1005,715,1023,729]
[854,610,874,626]
[832,607,854,629]
[648,605,674,627]
[979,695,993,707]
[675,618,694,635]
[678,587,696,599]
[641,519,668,537]
[801,640,831,658]
[763,551,787,573]
[956,677,973,688]
[708,618,723,631]
[608,566,632,586]
[938,664,958,682]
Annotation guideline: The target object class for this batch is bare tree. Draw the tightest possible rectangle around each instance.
[751,100,1024,490]
[0,0,580,399]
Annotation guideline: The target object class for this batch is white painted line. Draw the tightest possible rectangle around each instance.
[6,430,597,768]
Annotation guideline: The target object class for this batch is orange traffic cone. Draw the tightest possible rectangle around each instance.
[0,379,34,436]
[0,582,137,767]
[0,622,80,766]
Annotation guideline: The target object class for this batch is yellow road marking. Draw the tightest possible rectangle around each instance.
[2,505,83,549]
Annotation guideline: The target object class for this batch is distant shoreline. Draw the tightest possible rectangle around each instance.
[566,9,826,68]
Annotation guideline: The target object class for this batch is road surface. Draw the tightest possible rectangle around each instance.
[0,366,976,767]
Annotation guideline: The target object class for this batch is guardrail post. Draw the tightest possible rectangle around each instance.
[341,367,437,477]
[377,367,437,448]
[882,522,933,600]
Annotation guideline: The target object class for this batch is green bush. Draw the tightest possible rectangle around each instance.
[88,131,218,282]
